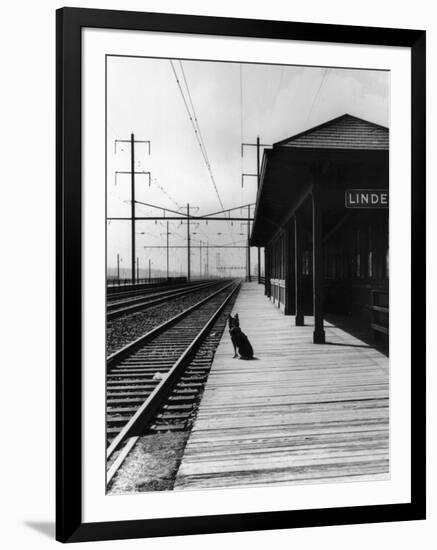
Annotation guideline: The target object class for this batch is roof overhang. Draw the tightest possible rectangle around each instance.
[250,146,388,247]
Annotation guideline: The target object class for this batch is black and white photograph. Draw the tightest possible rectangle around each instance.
[49,5,426,544]
[0,0,431,546]
[105,56,390,495]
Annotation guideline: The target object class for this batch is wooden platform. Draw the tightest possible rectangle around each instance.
[174,282,389,490]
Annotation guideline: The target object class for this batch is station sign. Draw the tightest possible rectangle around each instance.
[345,189,389,209]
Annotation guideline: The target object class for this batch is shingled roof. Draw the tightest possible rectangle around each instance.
[275,114,389,151]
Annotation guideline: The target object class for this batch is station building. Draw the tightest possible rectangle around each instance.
[250,114,389,346]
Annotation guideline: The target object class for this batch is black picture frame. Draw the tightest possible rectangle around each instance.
[56,7,426,543]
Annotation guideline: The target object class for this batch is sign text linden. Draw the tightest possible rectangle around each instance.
[345,189,389,209]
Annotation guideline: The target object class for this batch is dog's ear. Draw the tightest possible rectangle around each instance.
[235,313,239,320]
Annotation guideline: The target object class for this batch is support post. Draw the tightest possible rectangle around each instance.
[130,133,136,284]
[166,221,169,279]
[187,203,191,281]
[255,137,262,284]
[284,221,295,315]
[247,204,251,282]
[264,247,271,297]
[312,184,325,343]
[199,240,202,278]
[294,212,304,326]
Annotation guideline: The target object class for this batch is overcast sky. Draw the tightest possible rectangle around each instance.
[106,56,389,278]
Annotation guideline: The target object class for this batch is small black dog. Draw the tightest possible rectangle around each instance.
[228,313,254,359]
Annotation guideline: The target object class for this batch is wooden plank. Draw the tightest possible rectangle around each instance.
[174,282,389,491]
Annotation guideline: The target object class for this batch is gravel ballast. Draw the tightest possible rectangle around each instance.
[106,284,225,357]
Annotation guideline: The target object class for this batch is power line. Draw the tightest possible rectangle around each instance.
[179,61,211,169]
[169,60,211,174]
[240,63,244,155]
[151,177,181,210]
[305,68,329,127]
[240,63,244,207]
[169,60,231,237]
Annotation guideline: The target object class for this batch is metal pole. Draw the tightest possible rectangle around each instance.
[199,240,202,278]
[256,137,260,189]
[117,253,120,285]
[187,203,191,281]
[295,212,304,326]
[256,138,261,282]
[130,133,136,284]
[148,259,151,282]
[206,242,209,278]
[166,221,169,279]
[136,257,139,281]
[247,204,251,282]
[312,184,325,344]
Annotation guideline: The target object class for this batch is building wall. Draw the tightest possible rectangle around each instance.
[324,210,389,322]
[264,208,389,330]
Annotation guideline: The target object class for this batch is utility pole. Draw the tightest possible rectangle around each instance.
[136,256,139,281]
[257,136,261,283]
[241,137,270,284]
[148,259,151,282]
[130,133,136,284]
[187,203,191,281]
[206,242,209,278]
[247,204,251,282]
[166,221,170,279]
[114,133,151,285]
[199,240,202,278]
[117,253,120,284]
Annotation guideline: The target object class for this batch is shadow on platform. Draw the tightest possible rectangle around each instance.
[325,313,389,357]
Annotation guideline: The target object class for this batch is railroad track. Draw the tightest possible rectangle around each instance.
[107,280,224,319]
[106,280,240,483]
[107,279,215,302]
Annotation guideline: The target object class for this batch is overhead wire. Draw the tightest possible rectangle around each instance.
[179,61,212,169]
[169,59,235,245]
[169,61,217,196]
[305,68,329,128]
[151,177,181,210]
[240,63,244,208]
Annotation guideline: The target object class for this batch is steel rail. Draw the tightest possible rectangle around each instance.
[106,280,235,371]
[107,278,187,296]
[108,280,215,305]
[107,279,214,301]
[106,281,240,466]
[107,280,222,319]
